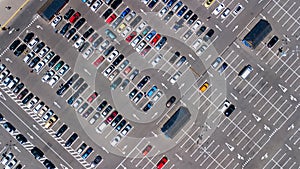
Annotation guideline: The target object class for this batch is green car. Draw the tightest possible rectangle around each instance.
[54,61,64,71]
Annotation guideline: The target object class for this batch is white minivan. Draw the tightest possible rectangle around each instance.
[238,65,253,79]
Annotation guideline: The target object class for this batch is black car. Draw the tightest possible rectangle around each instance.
[33,42,45,53]
[65,28,76,39]
[102,106,113,117]
[102,8,113,19]
[0,113,3,121]
[65,133,78,147]
[166,96,176,108]
[91,155,102,167]
[97,100,107,111]
[148,0,158,8]
[16,134,27,144]
[43,159,55,169]
[187,14,198,25]
[129,88,138,99]
[71,34,80,42]
[115,119,126,131]
[111,0,122,9]
[143,101,153,112]
[56,84,70,96]
[203,29,214,42]
[74,18,86,29]
[67,93,79,105]
[103,46,115,56]
[83,28,94,38]
[13,83,24,93]
[112,54,124,66]
[31,147,44,159]
[23,32,34,43]
[224,104,235,117]
[64,8,75,20]
[15,164,23,169]
[3,122,16,132]
[183,10,193,20]
[137,76,150,89]
[267,36,279,48]
[22,93,33,104]
[111,114,122,127]
[196,26,206,36]
[17,88,28,100]
[9,39,21,50]
[28,57,40,68]
[55,124,68,137]
[79,42,90,52]
[177,5,188,16]
[48,55,60,68]
[14,44,27,56]
[60,23,71,35]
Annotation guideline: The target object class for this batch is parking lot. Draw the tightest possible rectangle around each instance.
[0,0,299,169]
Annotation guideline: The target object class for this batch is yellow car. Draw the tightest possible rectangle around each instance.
[204,0,216,8]
[117,23,127,33]
[199,82,209,92]
[44,115,58,129]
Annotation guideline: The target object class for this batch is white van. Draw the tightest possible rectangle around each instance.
[96,122,108,134]
[238,65,253,79]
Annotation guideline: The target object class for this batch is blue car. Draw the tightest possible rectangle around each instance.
[155,37,167,50]
[167,0,177,8]
[148,0,158,8]
[143,101,153,112]
[82,147,93,159]
[145,30,156,41]
[177,5,187,17]
[147,86,158,97]
[82,0,87,2]
[120,8,131,18]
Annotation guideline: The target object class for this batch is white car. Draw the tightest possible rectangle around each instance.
[192,20,202,31]
[121,27,132,37]
[233,4,243,15]
[89,112,100,125]
[131,35,142,47]
[73,37,85,49]
[96,121,108,133]
[136,40,146,52]
[221,8,231,19]
[7,77,19,89]
[103,65,115,77]
[83,47,94,59]
[152,91,162,102]
[0,70,10,81]
[107,50,119,62]
[73,97,83,109]
[33,102,44,114]
[38,46,50,57]
[48,75,60,86]
[58,64,70,76]
[28,38,39,49]
[196,45,207,55]
[151,54,162,66]
[213,3,225,15]
[27,97,39,109]
[23,52,35,63]
[159,7,168,17]
[219,100,230,113]
[41,70,54,82]
[110,134,121,147]
[5,158,17,169]
[91,0,102,12]
[51,16,62,27]
[33,61,45,72]
[170,71,181,84]
[192,38,202,49]
[136,21,147,33]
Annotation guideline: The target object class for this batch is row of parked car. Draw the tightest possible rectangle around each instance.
[1,113,56,168]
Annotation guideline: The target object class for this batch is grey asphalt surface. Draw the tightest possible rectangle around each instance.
[0,0,299,169]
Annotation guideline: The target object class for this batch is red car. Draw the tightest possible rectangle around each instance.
[69,12,81,23]
[87,92,98,103]
[125,31,137,43]
[157,156,168,169]
[142,145,152,156]
[93,56,105,67]
[140,45,151,57]
[106,111,118,124]
[150,34,161,46]
[106,14,116,24]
